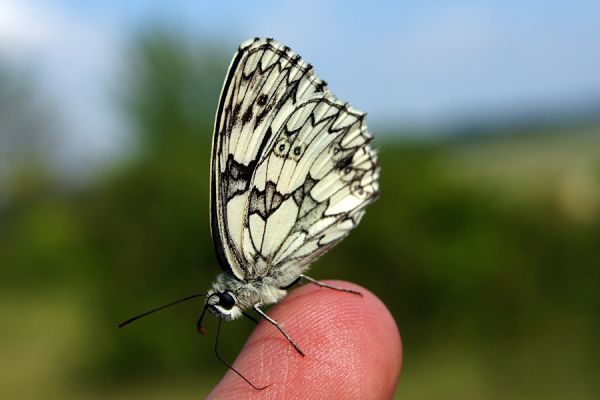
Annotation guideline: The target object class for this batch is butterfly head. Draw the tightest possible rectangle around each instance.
[196,273,288,333]
[206,289,241,320]
[196,277,245,333]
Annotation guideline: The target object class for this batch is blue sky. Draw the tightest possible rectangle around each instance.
[1,0,599,176]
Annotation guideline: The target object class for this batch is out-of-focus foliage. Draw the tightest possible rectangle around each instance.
[1,31,599,399]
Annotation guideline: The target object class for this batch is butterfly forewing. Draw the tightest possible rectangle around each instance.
[211,38,379,283]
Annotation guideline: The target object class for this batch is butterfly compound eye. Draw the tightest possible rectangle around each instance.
[218,292,236,310]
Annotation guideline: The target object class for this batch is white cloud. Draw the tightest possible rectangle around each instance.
[0,0,127,181]
[0,1,60,53]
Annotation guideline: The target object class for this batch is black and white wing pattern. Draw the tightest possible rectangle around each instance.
[211,38,379,283]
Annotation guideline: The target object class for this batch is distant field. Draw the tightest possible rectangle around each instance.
[442,124,600,194]
[441,124,600,222]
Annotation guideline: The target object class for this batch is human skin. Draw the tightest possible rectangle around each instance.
[207,281,402,399]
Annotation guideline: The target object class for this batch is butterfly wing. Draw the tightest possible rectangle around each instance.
[211,38,379,282]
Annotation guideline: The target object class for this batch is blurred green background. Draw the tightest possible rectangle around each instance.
[1,2,599,399]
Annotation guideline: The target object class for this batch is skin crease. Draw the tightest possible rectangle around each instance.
[207,281,402,399]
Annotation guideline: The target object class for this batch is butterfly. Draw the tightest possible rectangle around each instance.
[120,37,379,389]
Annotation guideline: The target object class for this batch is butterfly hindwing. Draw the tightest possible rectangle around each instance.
[211,38,379,282]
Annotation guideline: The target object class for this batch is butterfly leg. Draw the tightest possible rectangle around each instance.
[241,310,259,324]
[300,274,362,296]
[253,304,305,356]
[279,276,302,290]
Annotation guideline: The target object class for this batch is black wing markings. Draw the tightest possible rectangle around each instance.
[212,39,379,281]
[232,45,321,131]
[212,40,323,278]
[211,45,247,276]
[243,97,377,267]
[246,174,321,223]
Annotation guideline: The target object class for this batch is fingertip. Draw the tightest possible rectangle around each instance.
[208,281,401,399]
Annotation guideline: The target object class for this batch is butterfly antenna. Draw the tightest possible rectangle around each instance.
[196,293,219,334]
[118,293,205,328]
[214,319,269,390]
